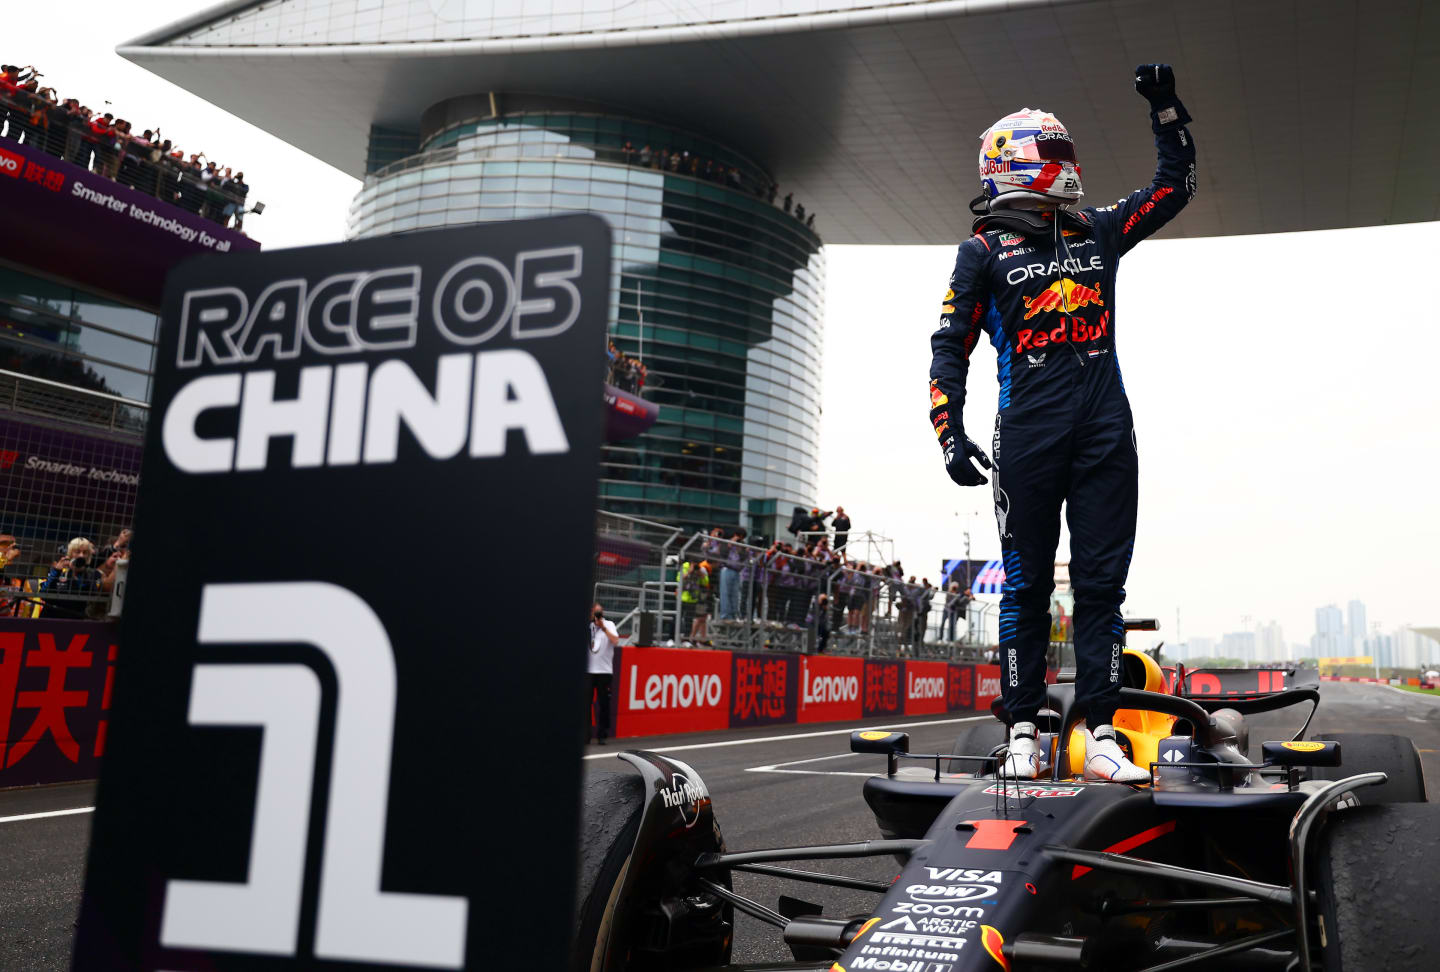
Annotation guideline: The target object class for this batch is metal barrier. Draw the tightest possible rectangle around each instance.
[0,89,255,228]
[590,511,682,640]
[0,371,143,619]
[670,535,828,655]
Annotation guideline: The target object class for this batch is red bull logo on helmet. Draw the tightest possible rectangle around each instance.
[1021,279,1103,321]
[1015,310,1110,354]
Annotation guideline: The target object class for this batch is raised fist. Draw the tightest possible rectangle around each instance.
[1134,63,1176,103]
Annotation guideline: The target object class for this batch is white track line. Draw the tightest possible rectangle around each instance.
[584,714,991,760]
[0,806,94,825]
[746,752,878,778]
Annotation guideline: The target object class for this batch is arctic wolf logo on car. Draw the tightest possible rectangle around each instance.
[1021,278,1103,320]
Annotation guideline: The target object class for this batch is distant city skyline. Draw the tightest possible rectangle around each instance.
[1169,596,1440,669]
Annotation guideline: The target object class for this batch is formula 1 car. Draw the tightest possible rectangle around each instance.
[574,621,1436,971]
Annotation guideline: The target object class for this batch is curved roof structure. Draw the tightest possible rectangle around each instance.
[120,0,1440,244]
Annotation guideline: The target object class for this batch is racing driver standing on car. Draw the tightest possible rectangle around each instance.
[929,65,1195,782]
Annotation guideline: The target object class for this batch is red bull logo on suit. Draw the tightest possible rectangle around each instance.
[1014,309,1110,353]
[1020,278,1103,321]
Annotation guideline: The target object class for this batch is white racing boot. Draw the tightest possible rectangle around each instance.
[1084,725,1151,783]
[1000,721,1046,779]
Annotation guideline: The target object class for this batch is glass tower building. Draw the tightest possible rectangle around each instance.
[347,104,823,536]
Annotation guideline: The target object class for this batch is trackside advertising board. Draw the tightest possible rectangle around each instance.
[73,217,610,970]
[610,647,1050,738]
[0,619,117,789]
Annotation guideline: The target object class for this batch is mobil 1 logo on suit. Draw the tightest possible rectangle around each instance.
[73,216,610,970]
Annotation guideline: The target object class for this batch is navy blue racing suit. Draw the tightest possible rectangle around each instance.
[929,103,1195,728]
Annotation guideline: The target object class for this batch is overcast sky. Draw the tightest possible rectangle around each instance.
[23,2,1439,649]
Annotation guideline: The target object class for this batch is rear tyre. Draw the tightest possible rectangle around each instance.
[947,720,1007,774]
[1309,732,1427,803]
[572,771,645,972]
[1315,803,1440,970]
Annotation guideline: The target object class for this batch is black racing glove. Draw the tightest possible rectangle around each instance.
[940,428,992,487]
[1134,63,1192,131]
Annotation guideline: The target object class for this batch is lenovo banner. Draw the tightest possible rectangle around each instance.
[903,660,950,716]
[730,651,799,728]
[862,659,903,716]
[974,663,1004,712]
[617,646,731,737]
[947,662,974,711]
[0,619,116,789]
[0,137,258,310]
[602,654,1042,739]
[797,654,863,724]
[73,217,610,971]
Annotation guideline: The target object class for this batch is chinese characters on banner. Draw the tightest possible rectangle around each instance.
[0,620,116,787]
[730,652,798,727]
[611,646,1046,738]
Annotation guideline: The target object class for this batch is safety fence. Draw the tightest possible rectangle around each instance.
[1,89,254,228]
[598,644,1026,739]
[593,529,1075,664]
[0,372,142,620]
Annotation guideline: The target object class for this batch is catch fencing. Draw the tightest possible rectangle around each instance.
[587,527,1088,667]
[0,371,143,620]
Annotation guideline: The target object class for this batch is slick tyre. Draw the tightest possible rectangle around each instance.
[572,771,645,972]
[1315,803,1440,971]
[947,720,1007,774]
[1309,732,1427,803]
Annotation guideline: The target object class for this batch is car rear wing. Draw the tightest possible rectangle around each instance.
[1166,664,1320,699]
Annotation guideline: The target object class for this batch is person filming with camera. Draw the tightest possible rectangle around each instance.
[588,603,620,745]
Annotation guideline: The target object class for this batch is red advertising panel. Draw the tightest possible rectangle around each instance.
[862,659,903,717]
[796,654,864,724]
[974,663,1003,713]
[904,660,950,715]
[615,646,731,738]
[730,651,799,728]
[0,620,117,788]
[947,664,974,711]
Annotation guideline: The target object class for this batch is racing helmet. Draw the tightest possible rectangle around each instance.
[977,108,1084,207]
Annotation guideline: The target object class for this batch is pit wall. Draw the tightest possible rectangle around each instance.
[609,645,1009,738]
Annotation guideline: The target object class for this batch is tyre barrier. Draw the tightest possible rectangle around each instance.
[602,645,1018,739]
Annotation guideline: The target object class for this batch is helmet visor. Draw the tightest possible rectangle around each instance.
[1015,133,1077,163]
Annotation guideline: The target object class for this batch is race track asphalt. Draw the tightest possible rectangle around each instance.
[1,682,1436,969]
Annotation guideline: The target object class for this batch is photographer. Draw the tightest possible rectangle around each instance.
[40,537,100,619]
[588,603,619,745]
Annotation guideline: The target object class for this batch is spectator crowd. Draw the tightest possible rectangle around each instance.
[606,340,648,395]
[614,140,817,232]
[1,63,253,229]
[668,507,974,655]
[0,527,131,619]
